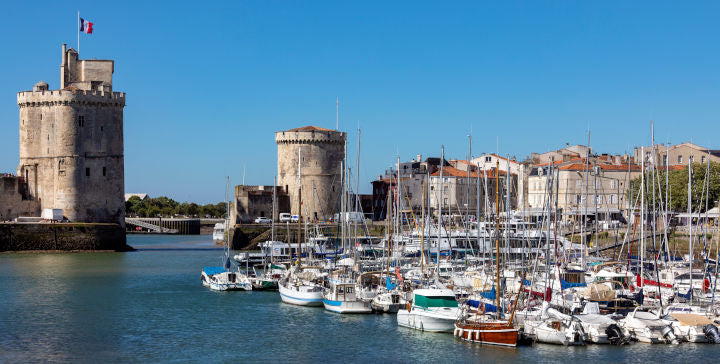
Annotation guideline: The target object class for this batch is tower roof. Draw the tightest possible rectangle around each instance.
[285,125,335,132]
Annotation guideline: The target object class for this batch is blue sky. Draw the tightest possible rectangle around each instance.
[1,1,719,203]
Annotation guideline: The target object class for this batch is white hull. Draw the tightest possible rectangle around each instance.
[323,299,372,313]
[397,308,458,332]
[279,283,323,306]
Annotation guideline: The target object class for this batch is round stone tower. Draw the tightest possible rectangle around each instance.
[16,44,125,225]
[276,126,346,221]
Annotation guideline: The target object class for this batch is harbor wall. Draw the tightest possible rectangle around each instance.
[0,222,130,251]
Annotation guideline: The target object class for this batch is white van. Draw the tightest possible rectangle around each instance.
[279,213,292,223]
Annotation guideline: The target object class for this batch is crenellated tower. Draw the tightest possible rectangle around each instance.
[276,126,346,221]
[16,44,126,225]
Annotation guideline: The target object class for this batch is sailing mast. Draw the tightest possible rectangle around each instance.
[640,146,645,291]
[437,146,445,275]
[687,153,693,301]
[495,160,501,317]
[421,176,426,273]
[297,148,303,266]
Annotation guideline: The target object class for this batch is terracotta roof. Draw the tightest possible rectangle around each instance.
[430,166,510,178]
[285,125,335,132]
[667,164,687,171]
[534,156,585,167]
[558,163,642,172]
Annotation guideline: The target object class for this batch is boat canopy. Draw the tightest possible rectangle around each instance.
[203,267,226,276]
[414,294,458,308]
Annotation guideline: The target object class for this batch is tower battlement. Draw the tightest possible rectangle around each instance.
[17,89,125,108]
[275,128,346,145]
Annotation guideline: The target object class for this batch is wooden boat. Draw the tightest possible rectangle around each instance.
[454,314,519,347]
[453,162,518,347]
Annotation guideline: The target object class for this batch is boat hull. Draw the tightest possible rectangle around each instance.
[454,321,519,347]
[323,299,372,314]
[279,284,323,306]
[397,310,456,332]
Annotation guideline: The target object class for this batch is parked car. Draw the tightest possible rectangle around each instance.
[254,217,272,224]
[291,214,299,223]
[279,213,292,223]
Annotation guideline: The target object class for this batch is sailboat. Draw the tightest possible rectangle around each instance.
[201,177,252,291]
[278,147,325,306]
[454,160,519,346]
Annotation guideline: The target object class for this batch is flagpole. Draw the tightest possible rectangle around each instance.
[77,11,80,52]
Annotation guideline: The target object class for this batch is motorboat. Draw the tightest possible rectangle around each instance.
[212,222,225,242]
[397,288,460,332]
[371,289,407,313]
[619,306,679,344]
[574,302,630,345]
[322,281,372,314]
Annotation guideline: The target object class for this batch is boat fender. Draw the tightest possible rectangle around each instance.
[703,324,720,344]
[406,302,412,312]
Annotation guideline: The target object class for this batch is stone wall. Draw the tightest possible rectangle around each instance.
[233,185,290,223]
[276,127,346,222]
[0,222,129,251]
[0,176,40,221]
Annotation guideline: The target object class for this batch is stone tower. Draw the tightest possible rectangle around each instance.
[16,44,126,225]
[276,126,346,221]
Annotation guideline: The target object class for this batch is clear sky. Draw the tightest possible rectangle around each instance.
[1,1,719,203]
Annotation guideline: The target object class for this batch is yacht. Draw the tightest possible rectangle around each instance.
[322,281,372,313]
[212,222,225,242]
[397,288,460,332]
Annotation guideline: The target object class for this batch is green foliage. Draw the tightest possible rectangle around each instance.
[629,162,720,213]
[125,196,227,218]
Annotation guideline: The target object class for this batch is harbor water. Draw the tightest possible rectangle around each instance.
[1,234,719,363]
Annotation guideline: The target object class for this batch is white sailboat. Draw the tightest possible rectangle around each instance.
[201,177,252,291]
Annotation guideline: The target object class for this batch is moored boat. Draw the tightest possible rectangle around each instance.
[397,288,460,332]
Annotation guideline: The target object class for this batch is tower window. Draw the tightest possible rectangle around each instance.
[78,115,85,127]
[86,168,90,177]
[103,167,107,176]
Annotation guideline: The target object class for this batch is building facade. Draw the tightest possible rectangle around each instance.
[634,142,720,167]
[527,160,641,223]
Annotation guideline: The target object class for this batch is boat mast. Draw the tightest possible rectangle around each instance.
[688,151,693,302]
[495,160,501,317]
[640,146,644,289]
[297,147,303,266]
[355,128,361,257]
[438,146,445,274]
[225,176,230,264]
[421,176,426,273]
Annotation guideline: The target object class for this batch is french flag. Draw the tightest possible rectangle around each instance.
[80,18,93,34]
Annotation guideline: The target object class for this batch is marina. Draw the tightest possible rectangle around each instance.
[3,234,720,362]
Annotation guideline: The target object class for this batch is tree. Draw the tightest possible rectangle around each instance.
[629,162,720,213]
